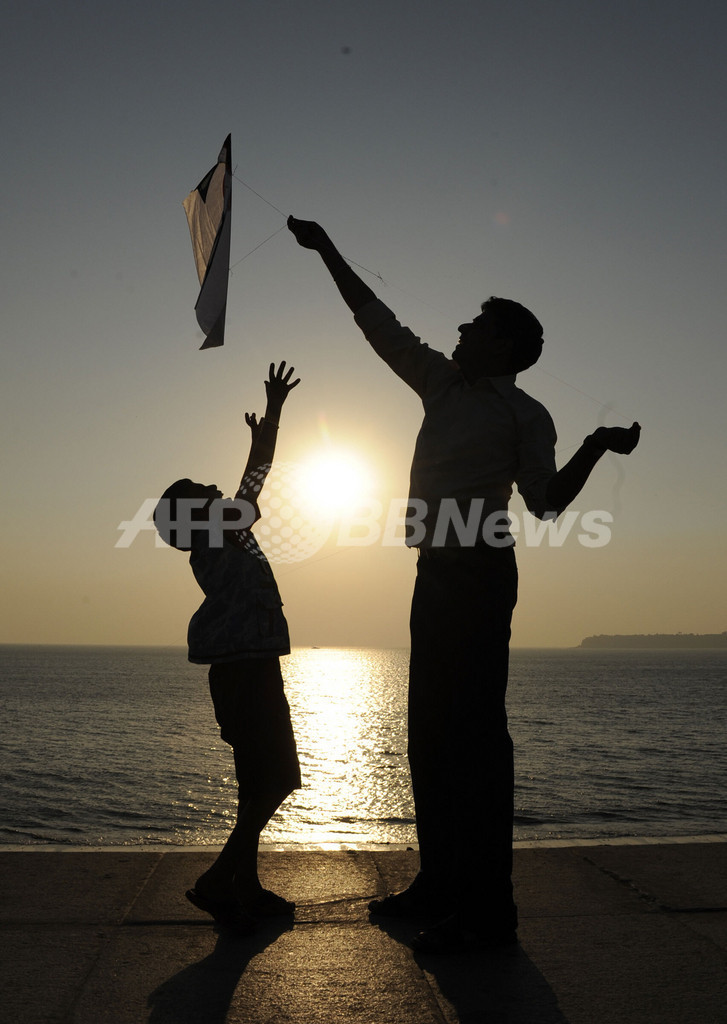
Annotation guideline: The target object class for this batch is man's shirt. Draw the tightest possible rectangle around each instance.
[354,300,557,547]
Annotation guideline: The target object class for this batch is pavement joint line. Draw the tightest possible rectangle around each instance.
[118,851,164,925]
[663,906,727,914]
[582,855,663,910]
[55,918,118,1024]
[419,969,455,1024]
[0,916,381,930]
[369,850,391,903]
[295,896,376,907]
[581,855,727,916]
[123,919,226,928]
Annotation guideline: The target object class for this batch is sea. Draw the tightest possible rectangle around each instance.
[1,644,725,848]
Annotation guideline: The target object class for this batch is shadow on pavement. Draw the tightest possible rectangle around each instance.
[373,915,569,1024]
[147,918,292,1024]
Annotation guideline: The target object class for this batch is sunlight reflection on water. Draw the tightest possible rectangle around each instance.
[2,645,726,847]
[267,648,415,845]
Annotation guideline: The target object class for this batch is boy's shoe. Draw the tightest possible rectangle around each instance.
[185,888,257,934]
[241,888,295,917]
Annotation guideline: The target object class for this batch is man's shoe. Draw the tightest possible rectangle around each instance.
[368,874,449,919]
[410,912,518,954]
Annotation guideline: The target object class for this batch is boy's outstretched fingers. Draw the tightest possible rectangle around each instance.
[245,412,262,442]
[265,362,301,402]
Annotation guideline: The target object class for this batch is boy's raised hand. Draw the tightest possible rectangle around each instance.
[244,411,262,443]
[265,361,301,408]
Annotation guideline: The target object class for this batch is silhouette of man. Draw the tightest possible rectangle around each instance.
[155,362,301,933]
[288,217,640,952]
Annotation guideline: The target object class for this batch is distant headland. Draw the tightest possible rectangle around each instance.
[579,632,727,649]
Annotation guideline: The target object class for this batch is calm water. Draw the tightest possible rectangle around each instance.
[1,644,725,847]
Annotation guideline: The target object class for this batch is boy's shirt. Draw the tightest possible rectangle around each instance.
[187,531,290,664]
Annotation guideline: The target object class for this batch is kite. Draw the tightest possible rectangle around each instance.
[182,135,232,349]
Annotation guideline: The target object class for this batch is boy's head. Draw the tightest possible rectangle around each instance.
[453,297,543,381]
[153,478,221,550]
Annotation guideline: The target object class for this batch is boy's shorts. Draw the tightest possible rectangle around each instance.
[208,657,301,798]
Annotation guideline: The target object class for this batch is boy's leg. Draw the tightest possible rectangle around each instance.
[196,658,300,909]
[195,787,291,904]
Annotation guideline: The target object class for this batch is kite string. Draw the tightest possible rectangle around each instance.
[532,366,633,424]
[233,171,289,218]
[232,169,385,283]
[344,258,385,284]
[229,224,288,270]
[230,171,629,419]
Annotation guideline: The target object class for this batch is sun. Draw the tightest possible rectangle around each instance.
[251,449,378,565]
[296,449,375,517]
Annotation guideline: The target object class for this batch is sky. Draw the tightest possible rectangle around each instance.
[1,0,725,649]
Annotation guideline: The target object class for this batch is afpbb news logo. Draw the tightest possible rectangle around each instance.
[117,464,613,563]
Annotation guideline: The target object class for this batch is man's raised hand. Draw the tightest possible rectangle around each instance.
[287,216,334,253]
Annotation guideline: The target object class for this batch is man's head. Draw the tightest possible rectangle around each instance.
[153,478,221,550]
[452,297,543,382]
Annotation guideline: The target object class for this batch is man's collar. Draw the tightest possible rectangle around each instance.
[473,373,517,395]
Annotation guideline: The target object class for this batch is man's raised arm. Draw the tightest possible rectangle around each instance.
[288,216,376,314]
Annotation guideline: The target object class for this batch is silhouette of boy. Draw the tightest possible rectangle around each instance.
[155,362,301,933]
[288,216,640,952]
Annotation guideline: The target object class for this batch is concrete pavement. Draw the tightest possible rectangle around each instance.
[2,840,726,1023]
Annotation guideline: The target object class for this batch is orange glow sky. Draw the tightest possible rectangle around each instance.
[1,1,725,648]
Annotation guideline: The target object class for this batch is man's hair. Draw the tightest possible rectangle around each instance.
[482,296,544,373]
[153,478,197,550]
